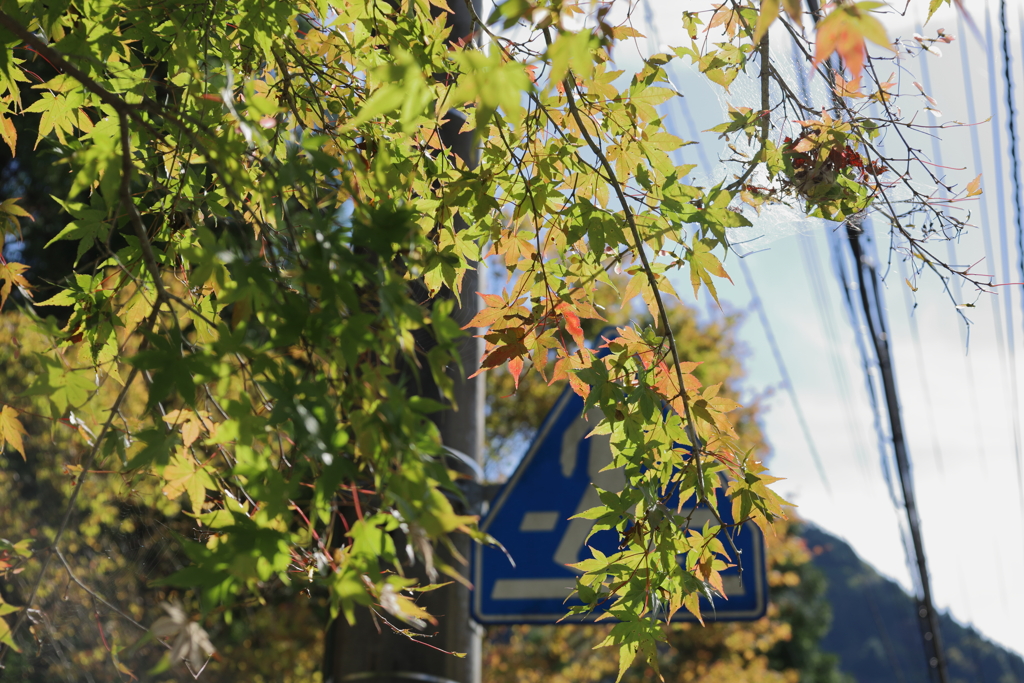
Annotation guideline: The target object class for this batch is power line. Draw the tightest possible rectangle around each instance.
[986,3,1024,521]
[998,0,1024,534]
[799,228,873,479]
[879,44,946,478]
[736,255,832,494]
[789,43,873,483]
[918,35,1011,617]
[918,28,989,478]
[796,45,904,518]
[800,0,950,678]
[959,6,1017,498]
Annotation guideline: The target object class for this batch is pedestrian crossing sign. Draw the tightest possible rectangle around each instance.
[472,354,768,624]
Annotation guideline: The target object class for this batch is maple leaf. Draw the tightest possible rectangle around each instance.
[832,73,865,98]
[688,238,733,304]
[555,301,586,349]
[162,449,215,515]
[596,618,665,683]
[0,405,27,460]
[0,261,31,311]
[471,342,527,377]
[379,582,432,629]
[150,600,215,672]
[813,2,892,80]
[462,292,505,330]
[966,173,983,198]
[508,355,524,391]
[162,409,210,448]
[0,112,15,157]
[0,611,20,652]
[706,2,743,39]
[0,197,32,239]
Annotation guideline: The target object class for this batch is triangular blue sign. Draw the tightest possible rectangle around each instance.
[472,344,768,624]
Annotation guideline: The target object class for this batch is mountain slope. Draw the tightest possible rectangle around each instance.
[803,526,1024,683]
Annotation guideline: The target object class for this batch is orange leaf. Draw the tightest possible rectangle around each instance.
[0,405,28,460]
[508,356,524,391]
[567,371,590,400]
[469,343,526,378]
[0,115,16,157]
[813,3,891,80]
[0,261,30,311]
[556,302,585,349]
[966,173,983,198]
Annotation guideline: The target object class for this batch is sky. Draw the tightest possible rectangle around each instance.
[624,0,1024,659]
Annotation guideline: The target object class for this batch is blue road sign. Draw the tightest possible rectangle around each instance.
[473,371,767,625]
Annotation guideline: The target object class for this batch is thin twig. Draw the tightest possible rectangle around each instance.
[0,304,160,664]
[54,549,159,639]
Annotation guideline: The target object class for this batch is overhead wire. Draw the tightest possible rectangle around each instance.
[986,3,1024,522]
[640,0,834,495]
[827,210,904,509]
[802,0,950,678]
[646,4,984,677]
[917,25,991,481]
[800,228,874,478]
[735,256,833,493]
[845,215,950,683]
[917,34,1009,624]
[997,0,1024,531]
[790,44,875,484]
[959,12,1018,609]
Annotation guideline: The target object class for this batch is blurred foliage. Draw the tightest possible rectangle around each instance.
[0,312,325,681]
[1,295,848,681]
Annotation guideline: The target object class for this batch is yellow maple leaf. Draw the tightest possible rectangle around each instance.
[0,405,28,460]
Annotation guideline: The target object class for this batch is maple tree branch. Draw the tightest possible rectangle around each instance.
[549,33,703,463]
[728,29,772,192]
[119,113,169,302]
[0,10,130,116]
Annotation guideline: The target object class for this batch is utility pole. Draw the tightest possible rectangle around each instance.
[845,217,949,683]
[323,2,484,682]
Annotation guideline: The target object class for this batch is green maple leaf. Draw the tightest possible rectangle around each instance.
[688,238,733,304]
